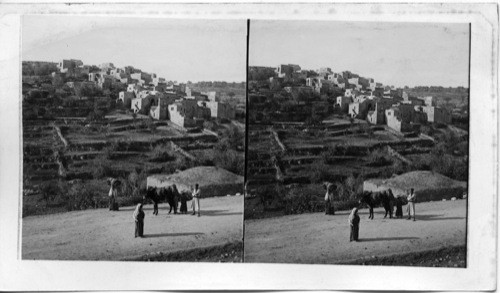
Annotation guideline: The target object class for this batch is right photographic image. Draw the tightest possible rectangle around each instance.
[245,20,469,266]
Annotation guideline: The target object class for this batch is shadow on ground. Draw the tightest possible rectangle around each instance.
[198,209,243,217]
[415,214,465,221]
[145,232,204,238]
[358,237,420,242]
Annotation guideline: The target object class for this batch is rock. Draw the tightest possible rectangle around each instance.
[451,197,457,201]
[442,199,446,201]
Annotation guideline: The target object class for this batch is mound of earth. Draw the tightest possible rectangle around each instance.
[363,171,467,201]
[147,166,244,197]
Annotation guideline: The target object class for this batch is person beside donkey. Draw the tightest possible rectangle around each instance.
[407,188,417,221]
[133,203,145,238]
[395,194,404,218]
[387,189,395,217]
[324,182,335,215]
[349,207,360,242]
[179,190,188,214]
[192,184,201,217]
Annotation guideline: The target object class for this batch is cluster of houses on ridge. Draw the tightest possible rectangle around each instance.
[56,59,236,128]
[271,64,452,133]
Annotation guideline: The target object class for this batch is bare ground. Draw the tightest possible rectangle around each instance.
[244,200,466,265]
[22,196,243,261]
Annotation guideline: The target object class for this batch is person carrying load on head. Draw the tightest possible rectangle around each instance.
[324,182,335,215]
[108,178,120,211]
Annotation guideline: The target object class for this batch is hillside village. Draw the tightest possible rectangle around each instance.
[51,59,237,127]
[246,64,468,219]
[252,64,463,132]
[22,59,245,218]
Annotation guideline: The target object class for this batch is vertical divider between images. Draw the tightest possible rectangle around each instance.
[242,18,250,263]
[465,22,471,268]
[18,15,25,260]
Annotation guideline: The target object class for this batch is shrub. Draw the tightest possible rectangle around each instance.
[321,146,339,164]
[211,149,244,175]
[203,120,217,132]
[308,161,334,183]
[366,148,394,167]
[38,180,68,205]
[150,145,175,162]
[92,156,113,179]
[102,146,115,160]
[174,156,197,171]
[283,191,322,215]
[337,174,364,201]
[431,154,468,181]
[65,183,98,211]
[254,184,286,211]
[124,170,148,198]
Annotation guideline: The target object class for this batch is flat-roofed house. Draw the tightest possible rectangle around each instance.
[118,91,135,108]
[206,101,236,120]
[57,59,83,74]
[131,94,153,114]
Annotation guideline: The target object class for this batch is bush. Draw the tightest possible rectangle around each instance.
[431,154,468,181]
[102,146,115,160]
[336,174,364,201]
[92,157,113,179]
[124,170,148,198]
[203,120,217,132]
[366,148,394,167]
[283,191,322,215]
[38,180,69,205]
[150,145,175,162]
[65,183,98,211]
[321,146,339,164]
[309,161,335,183]
[254,184,286,211]
[211,149,244,175]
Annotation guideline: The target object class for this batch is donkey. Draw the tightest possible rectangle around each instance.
[358,190,395,220]
[144,185,181,215]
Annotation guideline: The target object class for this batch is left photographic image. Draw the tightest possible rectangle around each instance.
[21,16,246,262]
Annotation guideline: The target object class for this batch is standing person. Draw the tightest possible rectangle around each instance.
[108,178,119,211]
[407,188,416,221]
[324,182,335,215]
[387,189,395,217]
[349,207,360,242]
[171,184,180,214]
[395,195,403,218]
[133,203,145,238]
[179,191,188,214]
[192,184,201,217]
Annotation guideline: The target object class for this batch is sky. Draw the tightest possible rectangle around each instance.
[22,16,247,83]
[249,20,470,88]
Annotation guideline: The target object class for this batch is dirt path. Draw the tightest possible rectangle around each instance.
[22,196,243,260]
[244,200,467,264]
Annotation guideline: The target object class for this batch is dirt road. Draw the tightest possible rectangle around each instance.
[244,200,467,264]
[22,196,243,260]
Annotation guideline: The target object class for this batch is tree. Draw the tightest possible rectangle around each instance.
[52,74,65,87]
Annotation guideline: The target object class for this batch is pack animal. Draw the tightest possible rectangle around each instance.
[358,190,395,220]
[145,185,180,215]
